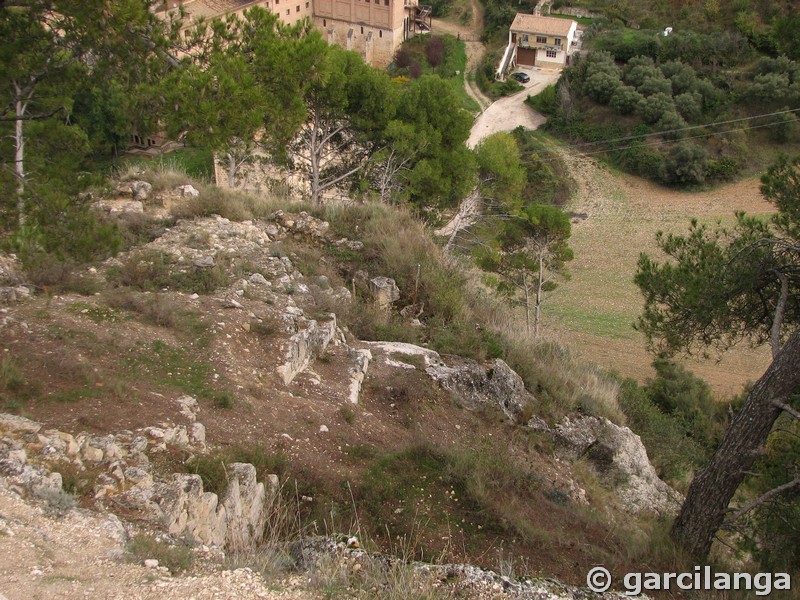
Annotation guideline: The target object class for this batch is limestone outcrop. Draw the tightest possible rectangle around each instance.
[555,416,682,516]
[426,357,535,422]
[151,464,278,550]
[277,314,338,384]
[0,407,279,551]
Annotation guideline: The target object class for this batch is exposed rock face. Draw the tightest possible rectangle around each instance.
[292,536,642,599]
[555,416,682,516]
[151,465,278,550]
[276,315,338,385]
[368,276,400,311]
[0,409,280,552]
[347,348,372,404]
[427,357,535,422]
[0,252,30,305]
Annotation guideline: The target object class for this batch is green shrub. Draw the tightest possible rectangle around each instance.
[526,84,557,115]
[660,142,708,184]
[127,534,194,574]
[706,156,739,181]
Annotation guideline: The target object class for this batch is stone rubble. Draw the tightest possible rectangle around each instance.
[0,402,278,552]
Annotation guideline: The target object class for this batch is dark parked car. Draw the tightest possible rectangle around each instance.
[510,72,530,83]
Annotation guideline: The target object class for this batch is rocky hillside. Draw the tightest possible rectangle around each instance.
[0,176,681,598]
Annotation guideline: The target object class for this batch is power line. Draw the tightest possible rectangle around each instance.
[515,107,800,163]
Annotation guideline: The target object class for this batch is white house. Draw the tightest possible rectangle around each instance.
[507,14,577,69]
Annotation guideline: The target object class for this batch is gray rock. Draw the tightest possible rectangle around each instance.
[0,413,42,434]
[189,422,206,446]
[426,358,535,422]
[555,416,682,516]
[177,184,200,198]
[249,273,269,285]
[368,277,400,311]
[130,180,152,202]
[194,255,215,268]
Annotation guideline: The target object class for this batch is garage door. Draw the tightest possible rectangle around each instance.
[517,47,536,66]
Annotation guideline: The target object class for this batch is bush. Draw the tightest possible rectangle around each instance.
[647,359,721,451]
[609,85,643,114]
[660,141,708,184]
[526,84,557,115]
[584,71,622,105]
[637,92,675,124]
[706,156,739,181]
[617,378,707,483]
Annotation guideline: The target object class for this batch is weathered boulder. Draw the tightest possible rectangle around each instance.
[555,416,682,516]
[130,180,152,202]
[369,277,400,311]
[427,358,535,422]
[0,413,42,434]
[276,315,337,385]
[177,184,200,198]
[151,465,279,549]
[347,348,372,405]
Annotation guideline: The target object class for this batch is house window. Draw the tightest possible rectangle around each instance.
[323,18,326,26]
[522,34,528,43]
[285,8,289,14]
[536,35,547,44]
[305,1,309,6]
[555,38,562,46]
[360,26,364,34]
[379,29,382,37]
[296,4,299,10]
[546,49,557,58]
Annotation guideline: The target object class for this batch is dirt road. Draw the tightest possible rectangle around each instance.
[466,67,561,147]
[431,0,491,112]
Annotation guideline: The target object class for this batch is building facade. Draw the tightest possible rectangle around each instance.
[508,14,577,69]
[171,0,429,66]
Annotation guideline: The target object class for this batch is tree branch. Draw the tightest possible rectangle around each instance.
[0,105,65,122]
[772,400,800,421]
[723,477,800,526]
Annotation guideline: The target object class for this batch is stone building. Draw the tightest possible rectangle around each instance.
[170,0,431,66]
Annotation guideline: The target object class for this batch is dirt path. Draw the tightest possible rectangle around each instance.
[432,0,491,112]
[466,68,560,147]
[546,150,774,396]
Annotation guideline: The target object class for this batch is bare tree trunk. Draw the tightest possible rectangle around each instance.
[670,328,800,559]
[523,271,531,335]
[227,152,237,189]
[15,96,27,225]
[534,253,544,341]
[309,114,321,205]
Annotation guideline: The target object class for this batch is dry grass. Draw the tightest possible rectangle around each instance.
[546,154,774,396]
